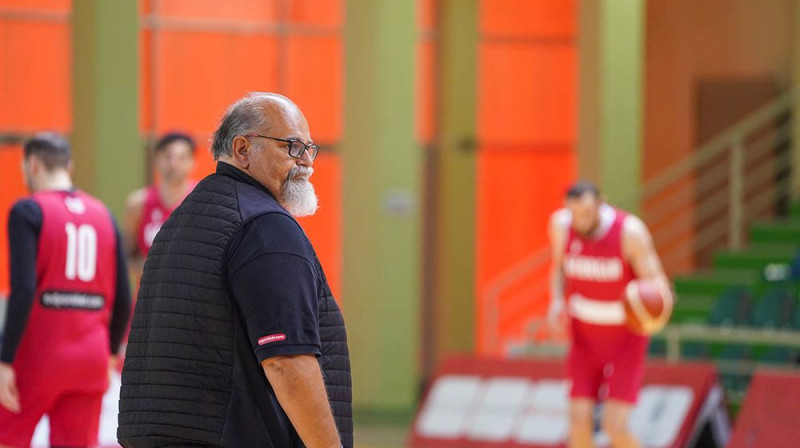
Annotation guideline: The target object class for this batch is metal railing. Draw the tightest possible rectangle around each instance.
[638,89,798,270]
[484,87,800,354]
[659,324,800,362]
[509,323,800,363]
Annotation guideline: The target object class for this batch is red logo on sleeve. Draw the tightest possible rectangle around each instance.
[258,333,287,346]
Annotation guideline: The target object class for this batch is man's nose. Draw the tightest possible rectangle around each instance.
[297,148,314,166]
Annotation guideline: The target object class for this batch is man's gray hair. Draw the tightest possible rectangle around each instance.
[210,92,294,160]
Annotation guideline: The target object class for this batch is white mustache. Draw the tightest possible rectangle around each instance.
[288,166,313,181]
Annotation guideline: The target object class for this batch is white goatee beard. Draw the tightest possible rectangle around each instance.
[281,166,319,217]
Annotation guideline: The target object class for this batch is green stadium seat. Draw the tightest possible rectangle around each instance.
[758,346,796,365]
[648,339,666,358]
[708,287,750,327]
[720,372,751,395]
[681,341,710,359]
[716,343,751,361]
[749,287,795,329]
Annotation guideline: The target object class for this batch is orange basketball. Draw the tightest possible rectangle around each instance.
[624,279,673,335]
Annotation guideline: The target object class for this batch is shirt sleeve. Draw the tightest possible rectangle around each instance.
[227,213,321,362]
[1,199,42,364]
[108,217,132,355]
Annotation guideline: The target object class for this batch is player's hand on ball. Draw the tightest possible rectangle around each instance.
[0,362,21,413]
[624,279,673,335]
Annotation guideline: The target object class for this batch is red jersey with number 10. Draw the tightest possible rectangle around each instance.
[13,190,118,392]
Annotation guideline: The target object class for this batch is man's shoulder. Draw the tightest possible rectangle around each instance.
[246,212,307,250]
[125,186,151,209]
[9,197,41,221]
[621,213,653,253]
[75,190,111,208]
[550,208,571,231]
[228,213,312,271]
[621,212,647,235]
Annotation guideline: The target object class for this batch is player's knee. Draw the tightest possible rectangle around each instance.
[601,408,630,439]
[570,404,594,428]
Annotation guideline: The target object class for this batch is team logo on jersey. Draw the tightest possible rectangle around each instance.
[64,197,86,214]
[144,209,164,247]
[41,291,104,310]
[563,255,623,282]
[569,240,582,253]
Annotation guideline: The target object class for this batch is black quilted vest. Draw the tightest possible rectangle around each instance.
[118,163,352,448]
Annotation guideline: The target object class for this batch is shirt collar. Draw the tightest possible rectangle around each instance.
[215,162,276,199]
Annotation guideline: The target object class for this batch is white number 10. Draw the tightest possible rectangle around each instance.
[65,223,97,282]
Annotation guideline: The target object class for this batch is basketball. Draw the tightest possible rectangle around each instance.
[624,279,673,335]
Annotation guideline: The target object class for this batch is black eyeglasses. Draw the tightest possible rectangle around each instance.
[245,134,320,161]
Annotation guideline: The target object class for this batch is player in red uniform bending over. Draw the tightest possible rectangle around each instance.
[0,133,131,448]
[548,182,672,448]
[123,132,196,277]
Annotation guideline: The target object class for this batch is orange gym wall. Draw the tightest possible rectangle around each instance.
[644,0,793,274]
[139,0,345,297]
[0,0,72,296]
[476,0,577,355]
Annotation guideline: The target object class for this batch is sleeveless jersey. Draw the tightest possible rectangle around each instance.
[563,206,634,316]
[14,190,118,392]
[135,184,192,257]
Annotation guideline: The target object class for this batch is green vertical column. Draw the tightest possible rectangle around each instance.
[431,0,477,369]
[343,0,419,415]
[72,0,141,218]
[577,0,601,183]
[598,0,645,211]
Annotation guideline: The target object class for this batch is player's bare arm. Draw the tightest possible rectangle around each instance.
[622,215,673,299]
[0,364,20,414]
[123,188,147,269]
[547,209,570,326]
[262,355,341,448]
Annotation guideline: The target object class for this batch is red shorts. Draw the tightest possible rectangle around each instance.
[567,320,648,403]
[0,381,103,448]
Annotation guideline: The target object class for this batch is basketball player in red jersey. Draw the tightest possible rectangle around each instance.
[0,133,131,448]
[123,132,196,277]
[548,182,672,448]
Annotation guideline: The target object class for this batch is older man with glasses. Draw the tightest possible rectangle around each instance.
[118,92,352,448]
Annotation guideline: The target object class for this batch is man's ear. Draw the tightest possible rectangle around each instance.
[27,155,42,175]
[231,136,251,169]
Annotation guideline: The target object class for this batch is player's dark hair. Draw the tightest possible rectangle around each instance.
[23,132,71,170]
[155,131,196,155]
[566,181,601,199]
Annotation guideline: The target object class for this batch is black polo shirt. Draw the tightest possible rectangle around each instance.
[225,176,322,361]
[222,163,324,446]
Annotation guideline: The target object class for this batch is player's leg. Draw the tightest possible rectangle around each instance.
[604,337,647,448]
[568,398,596,448]
[48,390,104,448]
[567,352,604,448]
[0,379,52,448]
[602,400,639,448]
[0,404,48,447]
